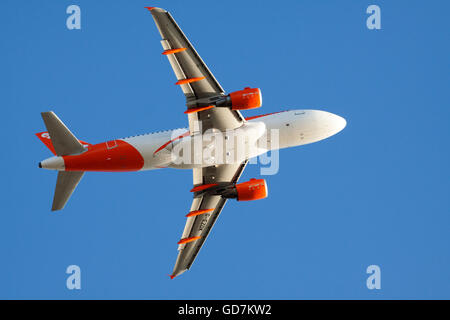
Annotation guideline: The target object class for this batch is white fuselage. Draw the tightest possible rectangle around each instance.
[122,110,346,170]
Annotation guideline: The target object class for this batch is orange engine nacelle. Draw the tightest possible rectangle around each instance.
[228,87,262,110]
[235,178,268,201]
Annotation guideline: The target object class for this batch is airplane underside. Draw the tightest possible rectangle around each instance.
[36,6,346,279]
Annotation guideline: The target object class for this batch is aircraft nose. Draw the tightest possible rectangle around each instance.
[328,113,347,133]
[318,111,346,135]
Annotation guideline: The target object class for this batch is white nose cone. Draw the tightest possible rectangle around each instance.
[316,111,346,136]
[329,113,347,134]
[40,156,65,170]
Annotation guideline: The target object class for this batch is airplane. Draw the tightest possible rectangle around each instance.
[36,7,346,279]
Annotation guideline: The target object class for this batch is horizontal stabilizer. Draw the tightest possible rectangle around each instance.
[52,171,84,211]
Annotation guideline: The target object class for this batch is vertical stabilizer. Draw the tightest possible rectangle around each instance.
[41,112,85,156]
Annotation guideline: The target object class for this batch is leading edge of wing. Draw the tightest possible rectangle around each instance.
[146,6,225,98]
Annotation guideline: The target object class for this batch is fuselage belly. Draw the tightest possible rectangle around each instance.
[40,110,346,172]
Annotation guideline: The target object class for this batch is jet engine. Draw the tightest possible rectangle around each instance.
[215,87,262,110]
[220,178,268,201]
[235,178,268,201]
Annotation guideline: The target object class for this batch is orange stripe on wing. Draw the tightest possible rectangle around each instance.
[190,184,218,193]
[162,48,187,55]
[175,77,205,85]
[177,236,201,245]
[184,105,214,114]
[186,208,214,217]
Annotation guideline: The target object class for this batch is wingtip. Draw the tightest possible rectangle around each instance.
[144,7,165,12]
[169,268,188,279]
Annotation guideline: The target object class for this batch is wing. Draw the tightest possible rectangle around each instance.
[170,160,248,278]
[146,7,245,134]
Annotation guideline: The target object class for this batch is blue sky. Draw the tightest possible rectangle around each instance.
[1,0,449,299]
